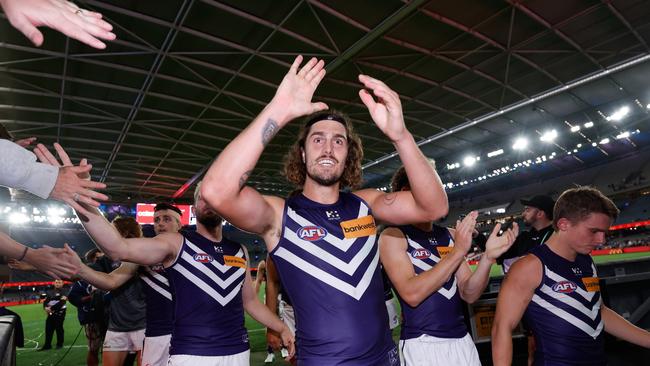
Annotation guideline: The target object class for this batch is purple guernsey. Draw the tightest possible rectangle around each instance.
[270,192,398,366]
[168,230,249,356]
[524,244,605,365]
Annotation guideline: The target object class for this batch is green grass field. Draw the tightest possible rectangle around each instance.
[10,251,649,365]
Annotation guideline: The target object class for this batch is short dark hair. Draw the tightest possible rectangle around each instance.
[553,187,620,230]
[154,202,182,216]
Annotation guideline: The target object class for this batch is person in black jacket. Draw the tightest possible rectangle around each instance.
[41,279,67,350]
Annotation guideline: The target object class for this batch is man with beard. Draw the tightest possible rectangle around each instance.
[201,56,448,365]
[70,203,183,366]
[51,172,294,366]
[497,195,555,274]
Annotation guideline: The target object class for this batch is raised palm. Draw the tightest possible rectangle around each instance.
[272,55,328,124]
[358,75,406,142]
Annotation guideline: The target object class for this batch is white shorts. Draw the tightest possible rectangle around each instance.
[399,333,481,366]
[168,350,250,366]
[386,298,400,330]
[103,328,145,352]
[142,334,171,366]
[279,300,296,334]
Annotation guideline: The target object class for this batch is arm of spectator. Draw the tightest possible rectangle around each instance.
[0,232,78,278]
[34,143,108,217]
[0,0,116,48]
[0,139,58,199]
[7,259,36,271]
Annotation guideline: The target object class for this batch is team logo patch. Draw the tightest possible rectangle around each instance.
[193,253,213,263]
[582,277,600,292]
[297,226,328,241]
[552,281,578,293]
[436,246,452,259]
[340,215,376,238]
[411,249,431,259]
[224,255,247,268]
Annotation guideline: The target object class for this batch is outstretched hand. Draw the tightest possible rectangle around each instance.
[272,55,328,124]
[358,75,407,142]
[485,222,519,261]
[34,143,108,217]
[0,0,116,48]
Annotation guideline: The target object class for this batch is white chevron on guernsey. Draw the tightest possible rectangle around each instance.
[283,229,375,276]
[532,294,604,339]
[144,266,169,286]
[180,251,245,289]
[274,246,379,300]
[409,254,458,300]
[140,274,172,301]
[539,284,601,320]
[173,264,242,307]
[544,266,596,301]
[287,204,369,252]
[185,240,244,274]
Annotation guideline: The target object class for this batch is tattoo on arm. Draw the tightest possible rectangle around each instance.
[261,118,279,147]
[239,170,253,190]
[383,193,397,206]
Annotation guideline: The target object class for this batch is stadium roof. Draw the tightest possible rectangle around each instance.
[2,0,650,202]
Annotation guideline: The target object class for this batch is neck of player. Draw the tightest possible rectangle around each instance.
[197,223,223,243]
[302,176,341,204]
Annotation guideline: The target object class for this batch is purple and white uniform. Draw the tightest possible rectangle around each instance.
[396,224,467,340]
[270,192,398,366]
[168,230,248,357]
[524,244,605,365]
[139,264,175,365]
[139,264,174,337]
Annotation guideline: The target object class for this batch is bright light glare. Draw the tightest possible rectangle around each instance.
[487,149,504,158]
[606,106,630,122]
[584,122,594,128]
[540,129,558,143]
[512,137,528,150]
[570,125,581,132]
[600,138,610,144]
[463,156,477,167]
[9,213,30,224]
[616,131,630,139]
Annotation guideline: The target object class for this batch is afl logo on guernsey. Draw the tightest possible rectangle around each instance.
[297,226,327,241]
[552,281,578,293]
[193,253,213,263]
[410,249,431,259]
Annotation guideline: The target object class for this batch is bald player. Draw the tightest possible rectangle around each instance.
[201,56,448,365]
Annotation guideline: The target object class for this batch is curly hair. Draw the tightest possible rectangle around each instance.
[112,216,142,239]
[283,110,364,190]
